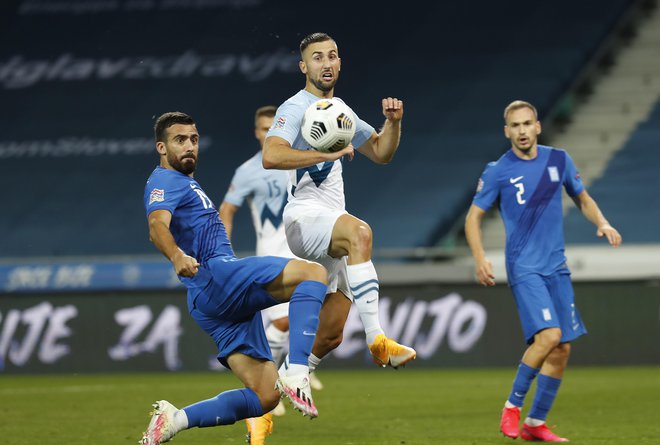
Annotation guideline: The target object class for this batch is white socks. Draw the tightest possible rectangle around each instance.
[265,323,289,367]
[173,409,189,431]
[346,260,384,345]
[525,417,545,427]
[277,355,308,378]
[278,353,323,375]
[308,353,322,373]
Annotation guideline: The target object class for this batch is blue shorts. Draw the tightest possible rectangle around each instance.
[187,255,291,368]
[510,271,587,344]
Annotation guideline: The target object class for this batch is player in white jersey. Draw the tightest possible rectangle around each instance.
[263,32,416,376]
[219,106,322,443]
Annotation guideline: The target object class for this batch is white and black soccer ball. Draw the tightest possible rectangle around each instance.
[301,98,356,153]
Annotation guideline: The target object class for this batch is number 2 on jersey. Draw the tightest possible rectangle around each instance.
[514,183,526,205]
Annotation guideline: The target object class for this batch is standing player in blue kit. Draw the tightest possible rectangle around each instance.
[465,100,621,442]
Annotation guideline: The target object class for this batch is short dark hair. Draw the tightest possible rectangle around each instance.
[154,111,196,142]
[254,105,277,126]
[299,32,334,55]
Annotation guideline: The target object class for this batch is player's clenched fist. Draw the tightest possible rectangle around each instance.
[382,97,403,121]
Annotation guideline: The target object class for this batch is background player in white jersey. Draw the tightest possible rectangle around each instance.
[263,32,416,375]
[465,100,621,442]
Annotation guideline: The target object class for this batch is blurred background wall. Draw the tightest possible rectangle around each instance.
[1,0,658,373]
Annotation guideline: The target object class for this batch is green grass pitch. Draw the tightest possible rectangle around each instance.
[2,367,659,444]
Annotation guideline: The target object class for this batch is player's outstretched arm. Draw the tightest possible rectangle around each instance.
[262,135,353,170]
[465,204,496,286]
[148,209,200,276]
[357,97,403,164]
[571,190,622,247]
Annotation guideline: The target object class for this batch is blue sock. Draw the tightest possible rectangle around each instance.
[183,388,263,427]
[508,362,540,407]
[528,374,562,421]
[288,280,326,366]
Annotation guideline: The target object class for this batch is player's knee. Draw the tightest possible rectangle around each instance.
[349,223,373,255]
[317,328,343,352]
[303,261,328,284]
[260,390,281,412]
[271,317,289,332]
[537,328,562,349]
[555,342,571,359]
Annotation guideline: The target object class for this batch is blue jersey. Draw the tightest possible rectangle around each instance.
[223,151,293,257]
[144,166,234,278]
[472,145,584,284]
[267,89,374,210]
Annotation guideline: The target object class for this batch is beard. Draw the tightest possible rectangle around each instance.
[311,76,337,93]
[168,151,197,175]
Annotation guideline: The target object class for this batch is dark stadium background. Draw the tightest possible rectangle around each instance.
[0,0,657,394]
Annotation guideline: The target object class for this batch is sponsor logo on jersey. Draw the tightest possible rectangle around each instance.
[274,116,286,129]
[509,175,524,183]
[149,188,164,204]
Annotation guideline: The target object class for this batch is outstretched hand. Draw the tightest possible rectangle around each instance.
[597,224,622,247]
[382,97,403,121]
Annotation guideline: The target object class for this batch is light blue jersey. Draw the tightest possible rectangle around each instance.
[267,89,374,210]
[223,151,293,257]
[472,145,584,285]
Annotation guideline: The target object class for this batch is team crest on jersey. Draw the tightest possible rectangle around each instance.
[149,188,165,204]
[274,116,286,129]
[476,178,484,192]
[547,166,560,182]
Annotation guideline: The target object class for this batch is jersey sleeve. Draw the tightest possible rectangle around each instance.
[223,165,253,207]
[144,174,187,217]
[267,101,303,146]
[472,162,500,211]
[562,151,585,197]
[351,111,376,149]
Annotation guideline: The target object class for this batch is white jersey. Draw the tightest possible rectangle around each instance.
[267,89,374,210]
[223,151,293,257]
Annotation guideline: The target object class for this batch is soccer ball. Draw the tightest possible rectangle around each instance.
[301,98,356,152]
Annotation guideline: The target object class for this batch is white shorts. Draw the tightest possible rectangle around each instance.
[263,302,289,321]
[283,201,351,299]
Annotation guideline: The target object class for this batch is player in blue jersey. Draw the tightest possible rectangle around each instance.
[465,100,622,442]
[140,112,328,445]
[220,105,323,443]
[262,32,416,379]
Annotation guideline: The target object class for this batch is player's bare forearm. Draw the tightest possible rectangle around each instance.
[151,226,200,277]
[375,119,402,163]
[219,202,237,240]
[465,205,495,286]
[573,191,622,247]
[262,137,351,169]
[149,218,184,263]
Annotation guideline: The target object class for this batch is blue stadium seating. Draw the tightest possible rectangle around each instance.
[0,0,634,257]
[565,100,660,244]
